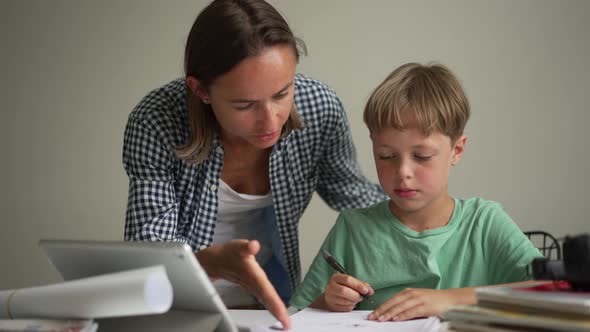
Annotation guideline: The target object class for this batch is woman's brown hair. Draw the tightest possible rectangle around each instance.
[177,0,306,163]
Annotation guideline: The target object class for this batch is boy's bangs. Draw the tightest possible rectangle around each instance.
[366,88,439,136]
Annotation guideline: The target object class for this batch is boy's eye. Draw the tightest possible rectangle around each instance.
[414,155,432,161]
[378,155,395,160]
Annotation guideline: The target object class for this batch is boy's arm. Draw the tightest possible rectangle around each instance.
[290,213,367,309]
[289,220,343,309]
[368,279,544,321]
[481,203,543,284]
[367,287,475,321]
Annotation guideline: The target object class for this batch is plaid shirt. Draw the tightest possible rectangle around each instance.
[123,74,386,290]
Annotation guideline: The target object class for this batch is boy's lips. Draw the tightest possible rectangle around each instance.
[394,188,417,198]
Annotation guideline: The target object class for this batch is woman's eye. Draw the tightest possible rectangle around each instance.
[234,103,254,110]
[273,92,289,100]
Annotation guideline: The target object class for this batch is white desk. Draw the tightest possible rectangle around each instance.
[229,308,448,332]
[228,309,276,328]
[97,309,445,331]
[228,309,447,331]
[97,309,277,332]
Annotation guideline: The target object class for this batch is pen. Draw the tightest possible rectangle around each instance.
[321,249,374,304]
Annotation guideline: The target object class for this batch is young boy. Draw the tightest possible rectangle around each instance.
[289,63,543,321]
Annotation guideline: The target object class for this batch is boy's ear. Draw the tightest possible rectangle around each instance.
[186,76,210,103]
[450,135,467,166]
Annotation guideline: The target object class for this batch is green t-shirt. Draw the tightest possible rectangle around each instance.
[290,197,542,310]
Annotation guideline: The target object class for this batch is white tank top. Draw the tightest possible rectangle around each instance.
[211,179,274,307]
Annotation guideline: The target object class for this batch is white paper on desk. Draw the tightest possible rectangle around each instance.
[0,265,173,319]
[253,308,441,332]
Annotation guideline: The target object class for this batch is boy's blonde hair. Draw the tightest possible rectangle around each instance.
[363,63,470,142]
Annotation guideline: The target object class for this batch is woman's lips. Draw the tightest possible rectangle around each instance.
[256,131,277,142]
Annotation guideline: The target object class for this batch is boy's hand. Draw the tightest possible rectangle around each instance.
[367,288,474,321]
[314,273,374,312]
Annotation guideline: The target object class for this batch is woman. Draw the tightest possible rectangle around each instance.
[122,0,385,327]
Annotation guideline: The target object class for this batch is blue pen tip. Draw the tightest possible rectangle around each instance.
[321,249,330,259]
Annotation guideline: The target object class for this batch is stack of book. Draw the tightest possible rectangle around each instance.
[443,281,590,331]
[0,319,97,332]
[0,266,173,332]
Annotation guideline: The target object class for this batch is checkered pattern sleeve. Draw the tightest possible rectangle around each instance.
[122,101,186,244]
[315,90,387,210]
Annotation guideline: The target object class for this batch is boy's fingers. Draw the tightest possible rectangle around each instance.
[369,291,412,320]
[337,285,365,303]
[331,293,360,307]
[383,297,422,320]
[332,274,373,296]
[326,281,362,303]
[391,303,427,321]
[331,303,357,311]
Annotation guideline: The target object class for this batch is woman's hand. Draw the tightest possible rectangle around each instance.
[311,273,374,312]
[367,287,476,322]
[196,239,291,330]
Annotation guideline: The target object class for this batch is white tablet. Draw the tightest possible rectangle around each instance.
[38,239,241,332]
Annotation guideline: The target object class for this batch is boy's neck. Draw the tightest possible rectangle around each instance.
[390,194,455,232]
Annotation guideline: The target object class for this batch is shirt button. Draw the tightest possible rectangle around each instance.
[210,184,217,191]
[215,146,223,154]
[199,244,207,250]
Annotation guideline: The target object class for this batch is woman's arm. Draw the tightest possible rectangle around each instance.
[123,114,186,243]
[315,91,387,210]
[196,240,291,329]
[123,114,291,329]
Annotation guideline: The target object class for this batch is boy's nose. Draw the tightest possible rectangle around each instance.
[396,160,413,179]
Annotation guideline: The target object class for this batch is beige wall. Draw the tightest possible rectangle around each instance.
[1,0,589,289]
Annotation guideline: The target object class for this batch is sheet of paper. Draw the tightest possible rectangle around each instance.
[253,308,441,332]
[0,265,172,319]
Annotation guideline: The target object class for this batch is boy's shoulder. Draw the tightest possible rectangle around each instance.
[337,200,391,226]
[324,201,392,244]
[458,196,504,214]
[455,196,514,230]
